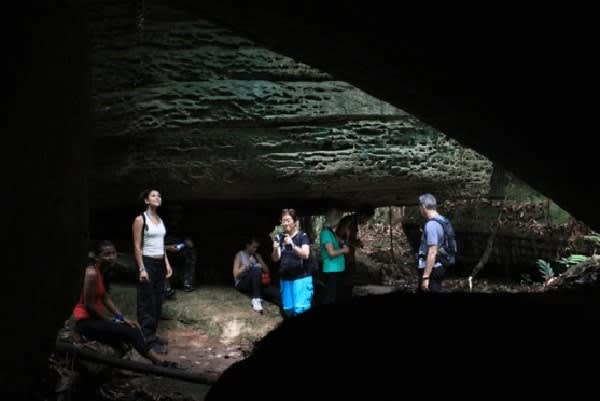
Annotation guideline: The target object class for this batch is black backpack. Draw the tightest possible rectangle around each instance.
[428,216,457,267]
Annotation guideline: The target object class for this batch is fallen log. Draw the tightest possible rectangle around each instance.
[54,341,217,385]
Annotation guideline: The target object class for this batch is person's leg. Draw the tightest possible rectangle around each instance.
[152,259,167,345]
[248,267,262,299]
[75,320,132,353]
[322,272,335,304]
[280,279,295,317]
[342,260,356,300]
[236,270,263,311]
[183,257,196,290]
[137,273,157,346]
[333,272,345,303]
[429,266,446,292]
[416,268,425,293]
[235,272,252,293]
[292,275,313,315]
[164,278,176,299]
[138,257,165,349]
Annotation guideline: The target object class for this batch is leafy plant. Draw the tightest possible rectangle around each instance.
[536,259,554,281]
[583,232,600,246]
[558,254,589,267]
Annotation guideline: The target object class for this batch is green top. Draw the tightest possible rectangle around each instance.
[319,227,346,273]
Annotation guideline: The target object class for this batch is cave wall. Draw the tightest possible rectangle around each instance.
[6,3,90,400]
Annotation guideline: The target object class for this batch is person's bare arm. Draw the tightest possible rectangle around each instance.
[164,253,173,278]
[324,243,349,258]
[83,267,107,320]
[103,293,139,328]
[256,254,269,273]
[233,252,248,280]
[422,245,438,290]
[272,238,281,262]
[132,215,149,282]
[293,244,310,259]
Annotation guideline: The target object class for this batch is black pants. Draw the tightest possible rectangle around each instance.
[137,256,166,347]
[322,271,345,304]
[417,266,446,293]
[236,267,281,306]
[166,252,196,289]
[182,257,196,288]
[341,260,355,301]
[75,319,149,356]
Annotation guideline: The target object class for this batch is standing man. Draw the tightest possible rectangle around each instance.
[417,193,449,292]
[166,236,197,292]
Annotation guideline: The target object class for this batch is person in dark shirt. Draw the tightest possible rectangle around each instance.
[271,208,312,317]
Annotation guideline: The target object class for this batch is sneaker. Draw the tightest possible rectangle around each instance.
[183,285,195,292]
[251,298,263,313]
[165,288,176,299]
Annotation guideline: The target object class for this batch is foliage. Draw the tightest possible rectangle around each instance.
[557,254,589,267]
[536,259,554,281]
[503,172,573,224]
[583,232,600,247]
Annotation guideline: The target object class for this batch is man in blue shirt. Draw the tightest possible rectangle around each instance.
[417,193,448,292]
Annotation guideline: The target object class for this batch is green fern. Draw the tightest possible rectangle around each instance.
[536,259,554,281]
[558,254,589,267]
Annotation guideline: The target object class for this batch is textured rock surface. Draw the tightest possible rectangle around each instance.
[88,0,492,208]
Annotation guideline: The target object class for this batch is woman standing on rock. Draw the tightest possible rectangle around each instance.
[132,188,173,354]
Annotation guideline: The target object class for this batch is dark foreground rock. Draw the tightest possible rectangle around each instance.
[206,289,600,400]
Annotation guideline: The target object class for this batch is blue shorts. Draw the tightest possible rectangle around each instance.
[280,275,313,317]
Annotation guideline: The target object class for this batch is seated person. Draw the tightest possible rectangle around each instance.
[72,240,176,367]
[233,237,280,313]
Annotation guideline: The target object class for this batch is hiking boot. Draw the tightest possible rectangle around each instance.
[251,298,263,313]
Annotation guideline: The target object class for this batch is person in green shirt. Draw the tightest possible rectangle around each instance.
[319,225,349,304]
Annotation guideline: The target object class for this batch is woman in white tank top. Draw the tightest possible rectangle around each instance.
[132,188,174,353]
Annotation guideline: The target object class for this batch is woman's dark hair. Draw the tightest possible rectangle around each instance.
[245,237,261,246]
[138,188,160,204]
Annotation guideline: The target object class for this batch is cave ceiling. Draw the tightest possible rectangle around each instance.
[88,1,599,232]
[88,0,493,212]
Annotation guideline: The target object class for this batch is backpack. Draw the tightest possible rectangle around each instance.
[428,216,457,267]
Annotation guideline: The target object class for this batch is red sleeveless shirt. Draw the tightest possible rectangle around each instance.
[72,264,106,320]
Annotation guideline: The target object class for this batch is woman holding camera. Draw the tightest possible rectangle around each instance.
[271,208,312,317]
